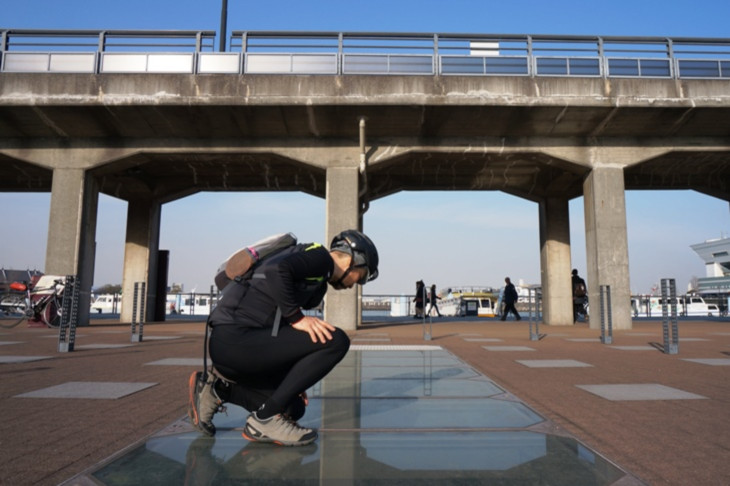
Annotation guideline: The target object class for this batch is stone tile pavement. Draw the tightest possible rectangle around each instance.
[0,318,728,485]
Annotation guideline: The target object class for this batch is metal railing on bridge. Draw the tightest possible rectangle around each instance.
[1,29,729,79]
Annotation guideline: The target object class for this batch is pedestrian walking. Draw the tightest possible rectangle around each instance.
[500,277,521,321]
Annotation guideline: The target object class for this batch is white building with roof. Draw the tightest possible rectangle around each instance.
[691,237,730,299]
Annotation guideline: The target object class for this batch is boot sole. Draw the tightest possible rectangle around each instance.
[187,371,215,437]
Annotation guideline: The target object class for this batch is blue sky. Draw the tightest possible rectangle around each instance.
[2,0,729,295]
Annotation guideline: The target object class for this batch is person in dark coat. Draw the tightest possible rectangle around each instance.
[413,280,426,318]
[500,277,521,321]
[572,269,587,322]
[427,284,442,317]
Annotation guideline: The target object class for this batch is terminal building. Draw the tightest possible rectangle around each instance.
[691,236,730,312]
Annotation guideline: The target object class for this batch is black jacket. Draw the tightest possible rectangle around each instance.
[504,283,518,304]
[209,243,333,330]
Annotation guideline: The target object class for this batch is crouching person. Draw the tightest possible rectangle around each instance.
[188,230,379,446]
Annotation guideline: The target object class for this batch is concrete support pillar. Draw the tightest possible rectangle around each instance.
[538,197,573,326]
[120,199,161,323]
[46,168,98,327]
[324,166,360,331]
[583,167,632,330]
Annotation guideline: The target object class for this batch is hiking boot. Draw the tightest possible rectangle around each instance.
[242,412,317,447]
[188,371,224,437]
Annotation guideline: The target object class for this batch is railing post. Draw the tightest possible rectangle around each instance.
[433,33,439,76]
[218,0,228,52]
[240,32,248,74]
[338,32,344,75]
[597,36,606,78]
[666,38,676,79]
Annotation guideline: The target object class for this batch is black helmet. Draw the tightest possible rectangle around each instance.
[330,229,379,284]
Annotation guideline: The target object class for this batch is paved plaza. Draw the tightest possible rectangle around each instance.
[1,317,728,485]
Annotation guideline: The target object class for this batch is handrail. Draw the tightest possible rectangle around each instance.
[0,29,216,52]
[1,29,728,79]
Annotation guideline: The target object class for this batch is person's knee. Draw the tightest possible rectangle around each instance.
[329,328,350,358]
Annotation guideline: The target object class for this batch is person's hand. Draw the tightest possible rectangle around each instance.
[291,316,335,344]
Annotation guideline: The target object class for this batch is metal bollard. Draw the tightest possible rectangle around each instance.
[599,285,613,344]
[58,275,79,353]
[528,286,541,341]
[131,281,146,342]
[661,278,679,354]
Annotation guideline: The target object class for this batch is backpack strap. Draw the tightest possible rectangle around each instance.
[251,273,282,337]
[271,308,282,337]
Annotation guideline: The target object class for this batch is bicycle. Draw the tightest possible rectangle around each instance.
[0,277,65,329]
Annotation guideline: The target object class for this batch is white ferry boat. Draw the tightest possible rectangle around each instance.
[439,287,498,317]
[90,294,121,314]
[90,292,219,315]
[638,295,719,317]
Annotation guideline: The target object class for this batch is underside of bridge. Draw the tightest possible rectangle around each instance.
[2,146,729,204]
[1,74,729,331]
[2,74,729,202]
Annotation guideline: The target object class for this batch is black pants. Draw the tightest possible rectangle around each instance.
[209,324,350,418]
[573,299,586,322]
[502,302,521,320]
[427,303,441,316]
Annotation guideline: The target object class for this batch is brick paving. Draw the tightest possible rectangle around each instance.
[0,318,728,485]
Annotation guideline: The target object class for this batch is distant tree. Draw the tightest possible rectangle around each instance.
[95,284,122,294]
[689,276,699,293]
[169,283,184,293]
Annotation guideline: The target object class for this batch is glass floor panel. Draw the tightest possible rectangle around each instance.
[314,377,505,397]
[81,348,638,485]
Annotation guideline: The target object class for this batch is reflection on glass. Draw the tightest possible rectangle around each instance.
[93,431,625,485]
[441,56,486,74]
[87,349,632,485]
[569,58,600,76]
[678,59,721,78]
[608,58,639,76]
[536,57,568,75]
[486,57,529,75]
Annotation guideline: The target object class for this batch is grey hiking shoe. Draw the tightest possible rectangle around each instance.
[242,412,317,446]
[188,371,225,436]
